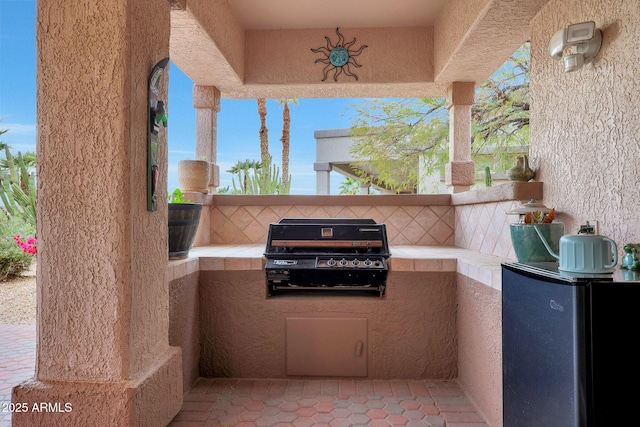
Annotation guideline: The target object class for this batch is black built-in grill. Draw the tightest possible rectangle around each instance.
[264,218,390,297]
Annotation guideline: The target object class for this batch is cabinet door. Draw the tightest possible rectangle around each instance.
[286,317,367,377]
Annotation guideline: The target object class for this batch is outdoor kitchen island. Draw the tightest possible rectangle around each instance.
[169,244,505,410]
[167,188,539,427]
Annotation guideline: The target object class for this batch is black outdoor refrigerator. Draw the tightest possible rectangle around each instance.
[501,262,640,427]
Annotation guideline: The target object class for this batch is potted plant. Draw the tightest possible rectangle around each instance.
[177,159,210,193]
[168,188,202,260]
[507,201,564,263]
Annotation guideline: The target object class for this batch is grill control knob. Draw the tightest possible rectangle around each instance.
[363,259,373,266]
[352,259,360,266]
[339,258,348,266]
[327,258,336,266]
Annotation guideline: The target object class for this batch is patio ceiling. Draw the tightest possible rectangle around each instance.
[169,0,549,99]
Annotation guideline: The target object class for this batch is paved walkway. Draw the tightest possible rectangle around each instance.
[0,325,36,427]
[0,326,490,427]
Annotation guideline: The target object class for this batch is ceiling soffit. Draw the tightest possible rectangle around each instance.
[226,0,448,30]
[434,0,551,82]
[170,0,245,91]
[169,0,550,99]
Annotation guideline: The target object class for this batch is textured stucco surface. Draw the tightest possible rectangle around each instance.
[170,0,245,90]
[530,0,640,248]
[449,105,472,160]
[193,89,220,203]
[170,0,550,99]
[434,0,491,77]
[35,0,132,382]
[169,272,201,393]
[128,0,173,381]
[194,86,221,168]
[245,27,433,85]
[34,0,171,383]
[456,274,502,427]
[199,271,457,379]
[445,161,475,188]
[17,0,182,424]
[12,348,182,427]
[434,0,550,82]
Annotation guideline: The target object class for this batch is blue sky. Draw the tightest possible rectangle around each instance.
[0,0,365,195]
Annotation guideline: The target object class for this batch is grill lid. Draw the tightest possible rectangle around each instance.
[264,218,390,257]
[264,218,390,297]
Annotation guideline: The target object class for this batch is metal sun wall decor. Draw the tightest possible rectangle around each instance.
[311,27,368,82]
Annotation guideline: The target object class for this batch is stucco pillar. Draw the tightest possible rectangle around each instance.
[314,162,332,195]
[193,85,221,193]
[445,82,476,193]
[12,1,182,426]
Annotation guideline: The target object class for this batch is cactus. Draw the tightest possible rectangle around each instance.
[0,143,36,227]
[228,156,291,195]
[484,166,492,187]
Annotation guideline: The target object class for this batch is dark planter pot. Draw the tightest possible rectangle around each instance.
[168,203,202,260]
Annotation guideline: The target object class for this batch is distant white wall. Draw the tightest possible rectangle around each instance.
[315,128,358,163]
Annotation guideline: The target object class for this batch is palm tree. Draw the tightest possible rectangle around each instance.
[278,99,297,188]
[257,99,269,163]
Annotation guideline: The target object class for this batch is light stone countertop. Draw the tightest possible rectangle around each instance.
[168,245,513,291]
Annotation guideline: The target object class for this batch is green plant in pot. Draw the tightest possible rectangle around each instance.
[507,201,564,263]
[168,188,202,260]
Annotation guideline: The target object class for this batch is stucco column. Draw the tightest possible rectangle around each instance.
[193,85,221,193]
[445,82,476,193]
[12,1,182,426]
[314,162,332,195]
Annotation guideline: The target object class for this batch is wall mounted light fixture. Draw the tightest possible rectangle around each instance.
[549,21,602,72]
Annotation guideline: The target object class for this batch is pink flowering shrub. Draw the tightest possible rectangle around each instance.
[14,235,36,255]
[0,214,35,281]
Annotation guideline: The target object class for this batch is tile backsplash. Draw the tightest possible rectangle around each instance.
[204,194,521,261]
[455,200,518,259]
[209,204,455,246]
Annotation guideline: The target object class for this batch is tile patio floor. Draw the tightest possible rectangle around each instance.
[0,325,490,427]
[170,378,490,427]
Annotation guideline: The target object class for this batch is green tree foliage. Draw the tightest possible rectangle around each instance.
[337,177,378,195]
[472,42,530,171]
[338,177,361,195]
[350,98,448,193]
[349,42,530,192]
